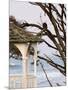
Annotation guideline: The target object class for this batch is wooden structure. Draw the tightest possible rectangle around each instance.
[9,16,42,88]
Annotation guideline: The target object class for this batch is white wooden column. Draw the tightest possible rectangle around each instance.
[14,43,29,75]
[14,43,37,88]
[32,43,37,76]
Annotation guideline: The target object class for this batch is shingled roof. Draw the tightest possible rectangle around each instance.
[9,22,42,43]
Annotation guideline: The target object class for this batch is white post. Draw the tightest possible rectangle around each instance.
[34,53,37,76]
[14,43,29,75]
[23,57,28,75]
[32,43,37,76]
[14,43,37,88]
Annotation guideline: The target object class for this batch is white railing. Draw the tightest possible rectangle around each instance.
[9,75,37,89]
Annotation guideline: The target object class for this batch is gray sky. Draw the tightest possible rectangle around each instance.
[10,0,43,23]
[10,0,55,33]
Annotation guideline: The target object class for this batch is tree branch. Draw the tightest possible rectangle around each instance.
[38,55,65,76]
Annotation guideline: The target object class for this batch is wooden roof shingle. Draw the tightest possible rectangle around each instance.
[9,22,42,43]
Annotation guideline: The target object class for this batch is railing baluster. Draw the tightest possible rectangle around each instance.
[10,75,37,88]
